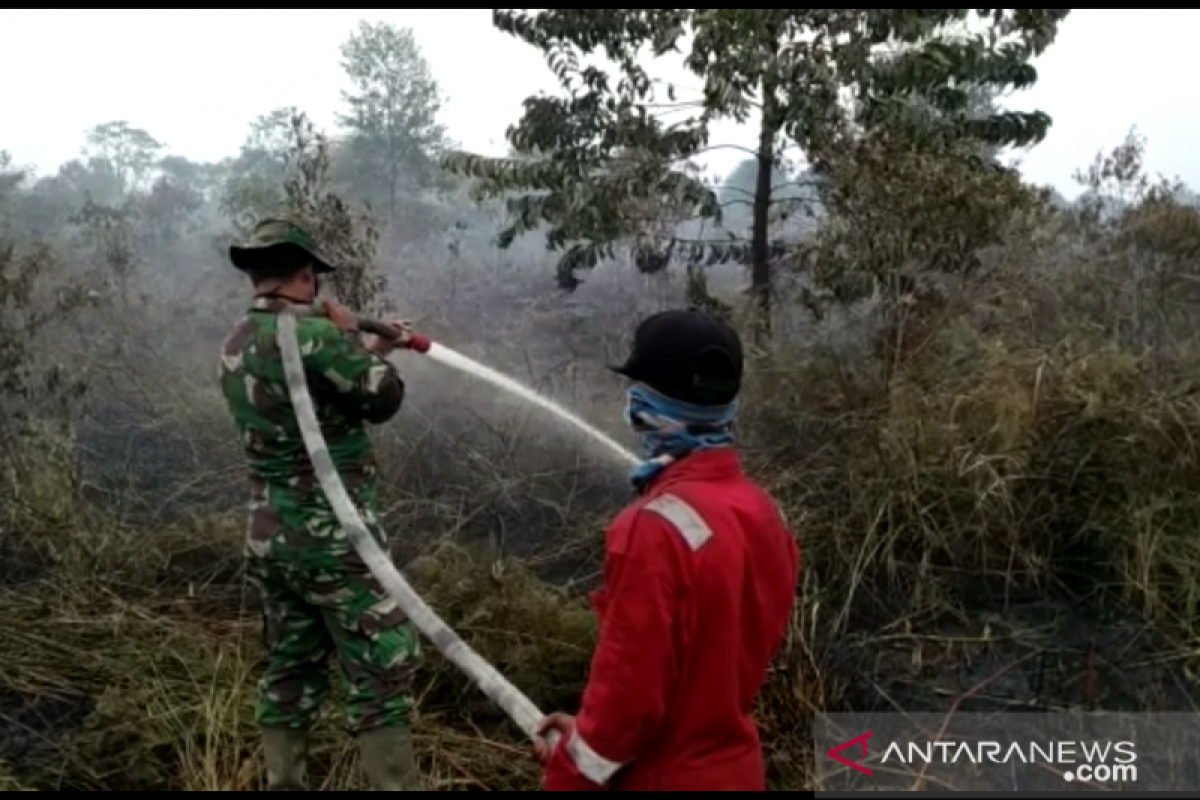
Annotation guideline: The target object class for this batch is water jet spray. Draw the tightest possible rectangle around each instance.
[305,308,639,467]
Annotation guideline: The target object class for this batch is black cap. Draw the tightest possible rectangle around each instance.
[608,308,743,405]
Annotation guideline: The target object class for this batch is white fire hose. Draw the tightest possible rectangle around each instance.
[276,311,557,747]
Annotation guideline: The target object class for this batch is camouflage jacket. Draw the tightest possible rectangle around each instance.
[219,297,404,532]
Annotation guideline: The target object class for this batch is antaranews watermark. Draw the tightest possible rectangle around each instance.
[878,738,1138,785]
[814,713,1197,793]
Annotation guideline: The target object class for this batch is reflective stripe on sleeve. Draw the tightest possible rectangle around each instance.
[643,493,713,551]
[566,730,626,785]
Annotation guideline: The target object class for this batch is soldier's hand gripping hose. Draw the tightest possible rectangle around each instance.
[315,299,433,354]
[316,299,431,354]
[362,318,433,357]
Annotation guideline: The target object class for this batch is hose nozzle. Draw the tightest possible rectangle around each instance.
[355,318,432,354]
[404,334,432,354]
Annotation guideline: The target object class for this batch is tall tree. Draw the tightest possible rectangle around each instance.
[793,13,1065,374]
[716,156,818,238]
[282,113,388,315]
[338,20,446,222]
[157,154,225,207]
[241,107,300,176]
[446,9,1069,338]
[0,152,23,199]
[83,121,164,196]
[219,107,302,232]
[139,160,204,247]
[57,157,123,207]
[0,152,27,234]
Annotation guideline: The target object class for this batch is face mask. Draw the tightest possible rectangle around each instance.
[623,388,641,429]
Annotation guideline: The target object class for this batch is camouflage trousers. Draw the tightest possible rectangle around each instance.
[246,544,420,734]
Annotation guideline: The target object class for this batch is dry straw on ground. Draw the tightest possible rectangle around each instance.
[0,496,595,791]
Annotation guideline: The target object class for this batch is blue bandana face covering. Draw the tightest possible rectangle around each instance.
[624,383,738,492]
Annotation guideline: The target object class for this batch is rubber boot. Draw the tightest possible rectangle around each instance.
[357,726,422,791]
[261,727,310,791]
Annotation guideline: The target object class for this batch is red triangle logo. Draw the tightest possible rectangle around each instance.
[826,731,873,776]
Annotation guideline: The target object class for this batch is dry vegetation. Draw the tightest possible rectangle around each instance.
[5,122,1200,792]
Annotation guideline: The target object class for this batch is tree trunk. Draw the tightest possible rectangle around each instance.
[750,76,778,343]
[387,161,398,226]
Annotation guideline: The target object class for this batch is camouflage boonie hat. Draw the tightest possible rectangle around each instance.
[229,217,336,274]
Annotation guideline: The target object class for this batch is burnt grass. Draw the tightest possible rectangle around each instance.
[0,540,47,589]
[0,544,92,786]
[835,593,1199,716]
[0,689,93,783]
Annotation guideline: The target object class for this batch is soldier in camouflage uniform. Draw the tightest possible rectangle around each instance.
[219,218,421,791]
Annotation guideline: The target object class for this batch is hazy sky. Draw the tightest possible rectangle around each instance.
[2,9,1196,195]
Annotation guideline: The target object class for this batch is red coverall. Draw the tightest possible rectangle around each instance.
[543,448,800,791]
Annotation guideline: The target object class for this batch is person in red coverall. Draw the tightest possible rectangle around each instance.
[533,308,801,792]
